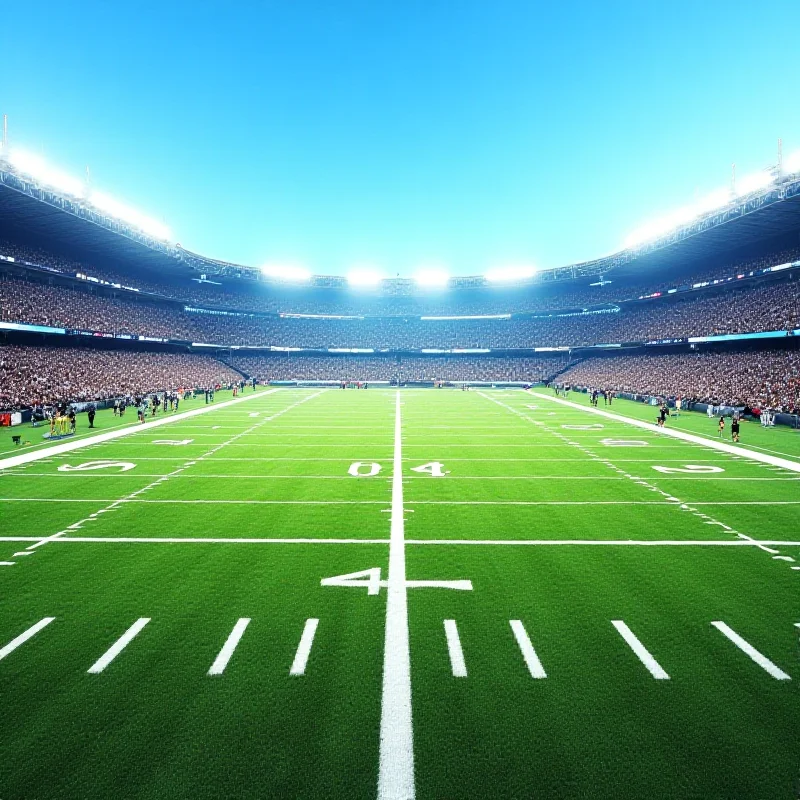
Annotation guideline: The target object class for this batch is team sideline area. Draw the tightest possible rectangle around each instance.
[1,386,797,799]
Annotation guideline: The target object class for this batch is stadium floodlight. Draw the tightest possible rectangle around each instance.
[784,150,800,175]
[485,264,539,283]
[346,267,384,287]
[735,170,774,197]
[8,148,85,197]
[88,190,172,241]
[260,263,312,283]
[413,268,450,288]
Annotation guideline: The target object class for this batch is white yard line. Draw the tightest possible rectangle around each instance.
[611,621,670,679]
[711,622,791,680]
[208,618,251,675]
[509,620,547,679]
[378,391,416,800]
[0,617,55,661]
[289,618,319,676]
[0,389,279,472]
[443,620,467,677]
[1,536,799,547]
[20,390,330,554]
[529,393,800,474]
[87,618,150,674]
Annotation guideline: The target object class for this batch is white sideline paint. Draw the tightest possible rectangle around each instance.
[0,617,55,661]
[711,622,791,680]
[208,618,251,675]
[529,393,800,474]
[289,618,319,676]
[509,620,547,678]
[0,389,279,472]
[611,621,670,680]
[443,620,467,677]
[88,618,150,674]
[378,391,415,800]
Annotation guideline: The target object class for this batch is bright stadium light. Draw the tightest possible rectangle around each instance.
[8,148,85,197]
[413,268,450,288]
[346,267,384,287]
[261,263,312,283]
[784,150,800,175]
[735,170,774,197]
[485,264,539,283]
[88,190,172,241]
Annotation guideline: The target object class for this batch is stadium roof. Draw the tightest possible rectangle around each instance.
[2,157,800,290]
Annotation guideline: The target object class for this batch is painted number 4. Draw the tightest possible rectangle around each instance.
[410,462,448,477]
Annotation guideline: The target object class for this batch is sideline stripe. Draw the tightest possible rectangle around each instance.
[611,621,670,679]
[88,618,150,674]
[0,617,55,661]
[443,620,467,677]
[711,622,791,680]
[509,620,547,679]
[378,391,416,799]
[289,618,319,676]
[0,389,279,472]
[208,618,251,675]
[529,392,800,474]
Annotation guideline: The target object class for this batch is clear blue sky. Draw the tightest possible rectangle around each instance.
[4,1,800,275]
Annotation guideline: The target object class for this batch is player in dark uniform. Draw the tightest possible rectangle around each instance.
[731,417,740,443]
[657,404,668,427]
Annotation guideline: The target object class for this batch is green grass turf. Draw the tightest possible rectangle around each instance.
[0,386,798,799]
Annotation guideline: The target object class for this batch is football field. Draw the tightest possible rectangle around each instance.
[1,386,798,799]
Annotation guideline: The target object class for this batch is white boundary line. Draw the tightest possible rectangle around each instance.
[711,622,791,680]
[377,391,415,800]
[611,621,670,679]
[208,618,251,676]
[0,617,55,661]
[529,393,800,474]
[0,389,280,472]
[87,618,150,674]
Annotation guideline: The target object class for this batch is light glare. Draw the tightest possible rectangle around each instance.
[346,268,384,287]
[413,268,450,288]
[485,264,539,283]
[261,264,312,282]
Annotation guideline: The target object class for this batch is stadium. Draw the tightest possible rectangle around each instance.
[2,5,800,799]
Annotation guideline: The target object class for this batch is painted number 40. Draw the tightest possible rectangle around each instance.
[348,461,448,477]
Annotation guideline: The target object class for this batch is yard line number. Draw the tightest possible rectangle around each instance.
[348,461,449,477]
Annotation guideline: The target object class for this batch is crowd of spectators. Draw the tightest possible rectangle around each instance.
[228,355,569,383]
[558,351,800,413]
[0,346,242,410]
[2,273,799,349]
[3,237,799,318]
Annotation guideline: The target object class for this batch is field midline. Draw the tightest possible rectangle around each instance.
[0,536,798,546]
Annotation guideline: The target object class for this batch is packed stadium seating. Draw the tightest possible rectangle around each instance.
[3,238,799,316]
[0,345,242,410]
[2,272,798,349]
[558,351,800,413]
[227,355,568,383]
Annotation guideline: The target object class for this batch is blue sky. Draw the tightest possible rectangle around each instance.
[4,1,800,275]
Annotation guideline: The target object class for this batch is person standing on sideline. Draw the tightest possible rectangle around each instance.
[87,403,96,428]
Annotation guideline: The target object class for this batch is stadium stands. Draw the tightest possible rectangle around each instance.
[558,351,800,413]
[227,355,568,383]
[1,273,798,349]
[0,345,242,410]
